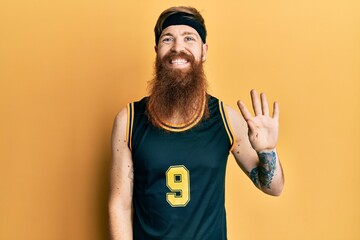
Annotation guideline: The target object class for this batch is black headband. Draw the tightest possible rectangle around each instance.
[155,12,206,45]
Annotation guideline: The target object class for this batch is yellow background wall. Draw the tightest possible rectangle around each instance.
[1,0,359,239]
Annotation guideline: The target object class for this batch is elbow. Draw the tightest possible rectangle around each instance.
[108,195,132,214]
[265,170,285,197]
[263,183,284,197]
[268,188,283,197]
[108,199,118,216]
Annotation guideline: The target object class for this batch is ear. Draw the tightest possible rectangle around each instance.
[154,45,158,53]
[202,43,208,62]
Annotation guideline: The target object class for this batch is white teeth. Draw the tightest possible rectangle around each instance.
[171,59,188,65]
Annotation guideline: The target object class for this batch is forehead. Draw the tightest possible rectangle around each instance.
[160,25,200,37]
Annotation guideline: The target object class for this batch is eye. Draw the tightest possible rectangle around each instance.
[162,37,174,43]
[185,36,195,42]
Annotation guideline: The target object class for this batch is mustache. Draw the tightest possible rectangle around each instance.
[160,51,195,64]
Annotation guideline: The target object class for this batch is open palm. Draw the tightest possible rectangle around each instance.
[237,89,279,152]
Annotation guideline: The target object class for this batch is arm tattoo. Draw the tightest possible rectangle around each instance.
[249,151,277,189]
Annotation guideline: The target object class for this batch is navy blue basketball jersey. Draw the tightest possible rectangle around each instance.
[126,95,235,240]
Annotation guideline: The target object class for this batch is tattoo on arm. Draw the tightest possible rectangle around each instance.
[249,151,277,189]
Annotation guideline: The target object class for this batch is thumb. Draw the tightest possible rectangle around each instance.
[246,119,257,134]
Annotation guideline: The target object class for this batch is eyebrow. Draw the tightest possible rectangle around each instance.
[182,32,199,38]
[160,31,199,39]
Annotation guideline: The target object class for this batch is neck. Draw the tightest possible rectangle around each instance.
[163,94,205,125]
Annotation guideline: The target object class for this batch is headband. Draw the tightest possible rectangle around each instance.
[155,12,206,45]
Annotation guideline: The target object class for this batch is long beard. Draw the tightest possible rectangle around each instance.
[147,51,208,128]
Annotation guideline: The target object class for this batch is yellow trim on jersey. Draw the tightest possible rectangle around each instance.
[126,102,134,151]
[219,101,236,152]
[156,95,206,132]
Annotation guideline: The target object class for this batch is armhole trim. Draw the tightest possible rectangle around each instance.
[126,102,134,151]
[219,101,236,152]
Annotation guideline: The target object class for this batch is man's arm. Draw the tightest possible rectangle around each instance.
[227,90,284,196]
[109,108,133,240]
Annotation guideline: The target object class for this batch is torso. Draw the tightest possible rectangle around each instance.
[127,95,234,240]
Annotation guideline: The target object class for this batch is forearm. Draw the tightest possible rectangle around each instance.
[109,204,133,240]
[249,150,284,196]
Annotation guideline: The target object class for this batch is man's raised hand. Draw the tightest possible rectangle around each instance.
[237,89,279,152]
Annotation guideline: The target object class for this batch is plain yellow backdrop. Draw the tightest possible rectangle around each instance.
[1,0,359,239]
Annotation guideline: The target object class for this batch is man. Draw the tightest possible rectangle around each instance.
[109,6,284,240]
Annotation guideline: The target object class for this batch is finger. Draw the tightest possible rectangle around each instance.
[251,89,262,116]
[237,100,253,121]
[272,101,280,120]
[260,92,269,116]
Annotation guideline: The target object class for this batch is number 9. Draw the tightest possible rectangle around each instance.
[166,165,190,207]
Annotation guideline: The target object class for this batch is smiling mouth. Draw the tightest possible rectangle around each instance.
[170,58,189,65]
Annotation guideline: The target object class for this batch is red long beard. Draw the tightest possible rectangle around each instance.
[147,51,208,128]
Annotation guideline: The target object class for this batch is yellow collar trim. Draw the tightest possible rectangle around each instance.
[156,95,206,132]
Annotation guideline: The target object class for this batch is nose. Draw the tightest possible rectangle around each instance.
[171,39,185,53]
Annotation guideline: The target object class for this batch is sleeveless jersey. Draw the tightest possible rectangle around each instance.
[127,95,235,240]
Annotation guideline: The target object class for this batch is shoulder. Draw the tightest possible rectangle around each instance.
[112,97,147,147]
[115,97,148,122]
[113,98,143,135]
[207,97,248,147]
[222,103,248,140]
[113,107,128,134]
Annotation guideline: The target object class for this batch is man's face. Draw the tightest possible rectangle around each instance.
[147,25,209,127]
[155,25,208,71]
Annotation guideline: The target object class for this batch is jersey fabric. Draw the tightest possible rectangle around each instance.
[127,95,235,240]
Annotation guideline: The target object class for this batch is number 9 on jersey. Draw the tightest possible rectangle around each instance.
[166,165,190,207]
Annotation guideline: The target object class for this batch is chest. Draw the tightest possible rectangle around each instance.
[135,127,229,170]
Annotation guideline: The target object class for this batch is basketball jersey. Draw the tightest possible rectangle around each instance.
[127,95,235,240]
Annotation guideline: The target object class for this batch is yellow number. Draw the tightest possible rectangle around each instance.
[166,165,190,207]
